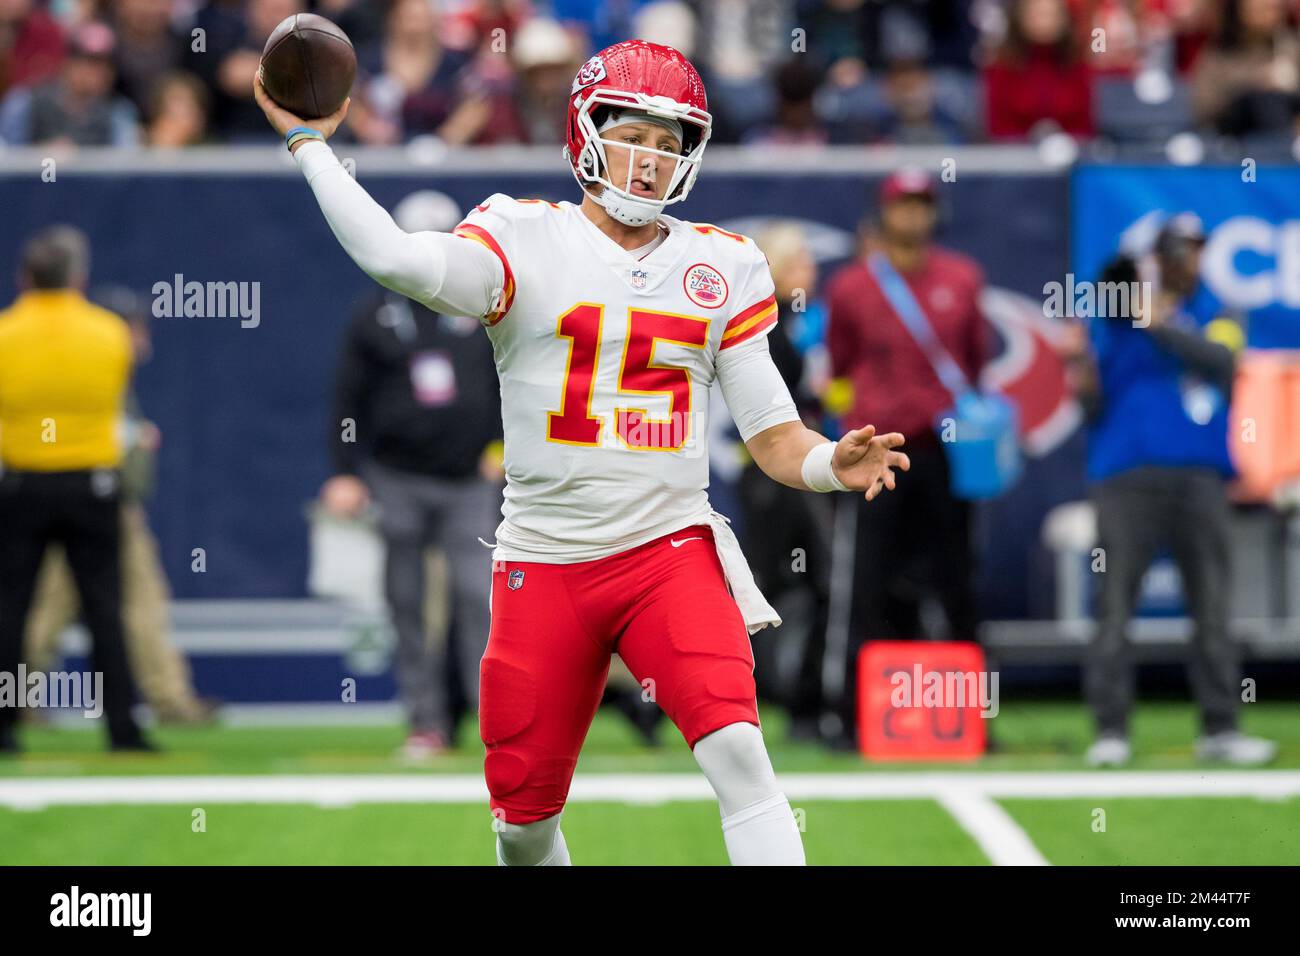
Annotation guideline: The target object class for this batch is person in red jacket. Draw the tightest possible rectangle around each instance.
[984,0,1094,140]
[0,0,66,97]
[823,168,989,745]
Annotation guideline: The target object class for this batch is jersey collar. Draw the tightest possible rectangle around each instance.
[568,204,691,294]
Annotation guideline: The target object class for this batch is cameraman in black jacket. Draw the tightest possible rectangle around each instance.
[321,191,503,760]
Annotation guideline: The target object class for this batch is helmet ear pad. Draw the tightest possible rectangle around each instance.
[583,108,610,178]
[580,142,600,179]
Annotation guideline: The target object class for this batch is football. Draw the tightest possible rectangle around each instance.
[259,13,356,120]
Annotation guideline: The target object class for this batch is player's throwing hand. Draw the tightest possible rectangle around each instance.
[830,425,910,501]
[253,71,350,142]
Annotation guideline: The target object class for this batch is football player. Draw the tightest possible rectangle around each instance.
[255,40,908,866]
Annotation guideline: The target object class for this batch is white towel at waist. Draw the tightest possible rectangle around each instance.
[697,509,781,635]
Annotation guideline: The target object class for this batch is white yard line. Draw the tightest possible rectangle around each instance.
[2,770,1297,809]
[4,770,1296,866]
[935,791,1051,866]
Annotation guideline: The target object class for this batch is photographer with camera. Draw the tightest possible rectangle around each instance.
[1071,213,1276,768]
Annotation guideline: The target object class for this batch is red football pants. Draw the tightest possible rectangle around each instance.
[479,524,759,824]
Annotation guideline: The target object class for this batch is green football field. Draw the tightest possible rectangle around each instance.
[2,700,1298,865]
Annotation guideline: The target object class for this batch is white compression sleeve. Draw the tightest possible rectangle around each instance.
[719,794,806,866]
[495,814,571,866]
[715,334,801,442]
[694,722,806,865]
[294,141,502,319]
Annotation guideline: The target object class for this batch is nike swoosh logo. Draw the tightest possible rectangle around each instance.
[670,537,703,548]
[475,202,491,212]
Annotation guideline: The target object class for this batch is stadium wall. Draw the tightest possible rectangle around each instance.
[3,148,1296,624]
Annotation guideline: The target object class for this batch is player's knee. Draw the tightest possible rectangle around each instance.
[480,655,554,813]
[696,720,772,780]
[494,813,563,866]
[483,749,531,802]
[693,721,780,816]
[480,656,582,822]
[485,749,574,825]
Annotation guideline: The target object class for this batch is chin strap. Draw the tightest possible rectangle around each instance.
[592,187,660,227]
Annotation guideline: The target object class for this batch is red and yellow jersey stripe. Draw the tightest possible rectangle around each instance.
[453,222,516,326]
[719,293,778,350]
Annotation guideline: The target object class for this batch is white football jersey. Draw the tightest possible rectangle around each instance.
[454,194,797,563]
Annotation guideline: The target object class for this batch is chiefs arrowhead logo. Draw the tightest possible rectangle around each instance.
[572,55,607,94]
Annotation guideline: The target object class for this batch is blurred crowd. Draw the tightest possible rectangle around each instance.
[2,0,1300,150]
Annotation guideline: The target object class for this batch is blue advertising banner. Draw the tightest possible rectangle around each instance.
[1071,164,1300,349]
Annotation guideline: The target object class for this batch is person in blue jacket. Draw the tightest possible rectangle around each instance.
[1078,213,1275,768]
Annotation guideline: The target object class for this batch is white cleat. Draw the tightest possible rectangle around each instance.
[1085,735,1132,768]
[1195,732,1278,766]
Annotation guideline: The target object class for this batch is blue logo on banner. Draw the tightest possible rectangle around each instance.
[1072,165,1300,349]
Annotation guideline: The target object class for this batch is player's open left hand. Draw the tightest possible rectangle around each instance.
[831,425,910,501]
[253,69,350,141]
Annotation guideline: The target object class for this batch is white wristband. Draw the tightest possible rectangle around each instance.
[801,441,851,493]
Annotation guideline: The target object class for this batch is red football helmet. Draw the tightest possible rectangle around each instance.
[564,40,713,226]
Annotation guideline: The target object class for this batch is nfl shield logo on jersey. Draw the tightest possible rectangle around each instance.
[630,268,648,289]
[507,569,525,591]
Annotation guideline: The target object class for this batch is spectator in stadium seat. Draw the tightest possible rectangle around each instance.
[109,0,187,117]
[319,192,502,761]
[803,0,979,74]
[445,0,531,54]
[868,54,971,144]
[0,226,153,755]
[0,20,139,146]
[551,0,655,53]
[144,69,210,147]
[467,16,583,145]
[24,286,220,726]
[1066,0,1145,76]
[349,0,473,146]
[1191,0,1300,139]
[316,0,387,55]
[1064,0,1217,77]
[1166,0,1220,74]
[107,0,185,115]
[633,1,698,63]
[687,0,782,141]
[800,0,874,138]
[984,0,1094,140]
[823,169,988,747]
[508,17,585,144]
[1074,214,1277,768]
[0,0,66,97]
[184,0,301,142]
[743,58,828,145]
